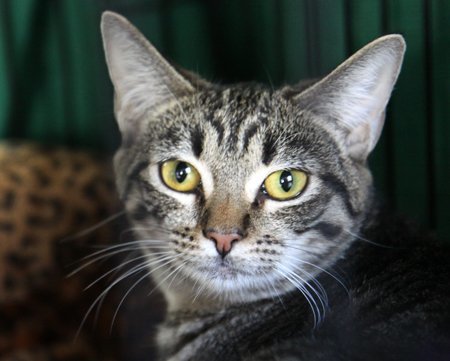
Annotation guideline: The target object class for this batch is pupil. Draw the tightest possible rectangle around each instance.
[175,162,190,183]
[280,171,293,192]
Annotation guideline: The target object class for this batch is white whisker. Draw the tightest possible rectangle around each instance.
[343,229,396,248]
[281,264,327,321]
[261,269,284,307]
[68,247,142,278]
[84,251,173,290]
[119,225,174,240]
[85,239,170,256]
[147,259,188,297]
[77,253,178,338]
[283,251,349,296]
[60,210,126,243]
[273,266,320,327]
[110,266,160,332]
[67,239,171,277]
[167,258,189,290]
[192,274,210,304]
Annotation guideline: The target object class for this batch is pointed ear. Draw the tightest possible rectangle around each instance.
[292,35,405,161]
[100,12,204,137]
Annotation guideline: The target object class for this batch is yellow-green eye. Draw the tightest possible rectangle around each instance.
[160,160,201,193]
[263,169,307,200]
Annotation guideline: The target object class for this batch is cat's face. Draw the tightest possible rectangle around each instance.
[101,12,405,310]
[115,87,367,306]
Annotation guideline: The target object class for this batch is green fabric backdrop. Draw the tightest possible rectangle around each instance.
[0,0,449,241]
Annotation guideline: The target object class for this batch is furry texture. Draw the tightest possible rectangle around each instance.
[101,12,450,361]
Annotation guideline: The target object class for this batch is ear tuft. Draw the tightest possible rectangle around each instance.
[292,34,406,161]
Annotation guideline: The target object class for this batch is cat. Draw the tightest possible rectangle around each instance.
[100,11,450,361]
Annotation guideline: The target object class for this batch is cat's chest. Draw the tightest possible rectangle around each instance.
[157,310,240,361]
[155,298,312,361]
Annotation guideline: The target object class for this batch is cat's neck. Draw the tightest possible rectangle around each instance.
[164,288,224,314]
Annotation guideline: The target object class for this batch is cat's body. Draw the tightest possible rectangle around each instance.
[100,12,450,360]
[157,215,450,361]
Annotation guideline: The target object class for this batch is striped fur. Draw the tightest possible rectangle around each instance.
[101,12,450,361]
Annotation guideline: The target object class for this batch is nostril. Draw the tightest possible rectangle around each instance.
[206,231,242,258]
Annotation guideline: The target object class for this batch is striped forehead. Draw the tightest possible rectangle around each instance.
[149,86,273,159]
[148,85,336,171]
[198,86,272,154]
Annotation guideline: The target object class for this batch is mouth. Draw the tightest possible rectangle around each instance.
[215,259,239,278]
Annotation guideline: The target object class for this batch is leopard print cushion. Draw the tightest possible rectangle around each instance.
[0,143,163,361]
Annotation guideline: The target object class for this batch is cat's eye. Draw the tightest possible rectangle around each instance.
[160,160,201,193]
[263,169,307,201]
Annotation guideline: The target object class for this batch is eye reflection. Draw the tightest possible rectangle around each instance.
[160,160,201,192]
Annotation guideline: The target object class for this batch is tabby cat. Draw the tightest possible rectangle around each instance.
[100,11,450,361]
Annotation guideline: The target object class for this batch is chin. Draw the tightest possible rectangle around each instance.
[191,264,287,304]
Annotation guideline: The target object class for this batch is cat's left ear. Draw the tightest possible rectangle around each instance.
[291,35,405,161]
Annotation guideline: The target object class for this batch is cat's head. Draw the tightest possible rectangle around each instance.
[101,12,405,311]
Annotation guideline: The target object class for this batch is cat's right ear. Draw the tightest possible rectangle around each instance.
[101,12,200,138]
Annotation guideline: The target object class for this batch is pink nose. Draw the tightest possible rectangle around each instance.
[206,231,242,258]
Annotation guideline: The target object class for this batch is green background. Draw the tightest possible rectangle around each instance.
[0,0,449,241]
